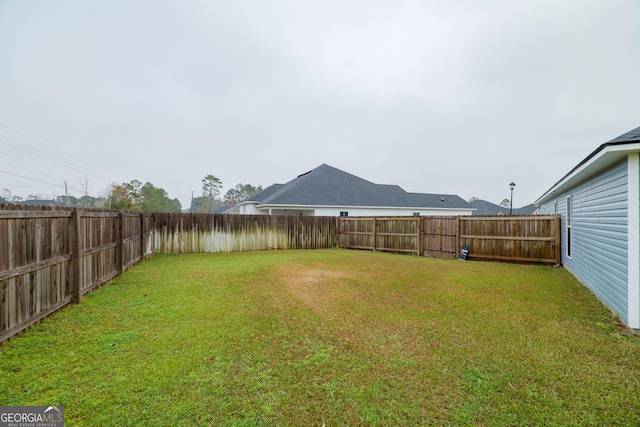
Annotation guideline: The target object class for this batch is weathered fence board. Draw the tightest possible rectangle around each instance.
[153,213,336,253]
[459,215,561,264]
[337,215,561,264]
[422,216,458,258]
[0,206,75,343]
[0,206,155,343]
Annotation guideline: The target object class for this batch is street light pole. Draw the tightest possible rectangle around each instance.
[509,182,516,215]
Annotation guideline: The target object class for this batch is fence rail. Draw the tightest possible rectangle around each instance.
[338,215,561,264]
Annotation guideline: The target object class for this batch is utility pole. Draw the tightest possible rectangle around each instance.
[64,181,70,207]
[191,190,194,213]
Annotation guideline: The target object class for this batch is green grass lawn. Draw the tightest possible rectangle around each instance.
[1,249,639,426]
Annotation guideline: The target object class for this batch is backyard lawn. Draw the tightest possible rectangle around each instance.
[1,249,639,426]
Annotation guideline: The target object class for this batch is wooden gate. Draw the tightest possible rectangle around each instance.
[422,216,458,258]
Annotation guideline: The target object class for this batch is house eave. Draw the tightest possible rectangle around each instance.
[536,142,640,205]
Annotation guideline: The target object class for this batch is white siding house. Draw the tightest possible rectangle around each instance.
[235,164,473,217]
[536,125,640,334]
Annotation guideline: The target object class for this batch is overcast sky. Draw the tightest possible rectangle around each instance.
[1,1,639,209]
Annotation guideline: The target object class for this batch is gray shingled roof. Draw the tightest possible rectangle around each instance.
[246,184,284,203]
[245,164,470,209]
[470,200,538,216]
[537,124,640,204]
[562,125,640,178]
[607,125,640,144]
[470,199,507,215]
[211,205,233,214]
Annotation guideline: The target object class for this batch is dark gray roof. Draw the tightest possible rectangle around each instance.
[470,199,507,215]
[607,125,640,144]
[512,203,539,215]
[470,200,538,216]
[245,184,285,203]
[245,164,471,209]
[211,205,233,214]
[539,124,640,200]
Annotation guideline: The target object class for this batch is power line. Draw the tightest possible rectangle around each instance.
[0,133,91,176]
[0,122,115,180]
[0,169,65,189]
[0,123,121,198]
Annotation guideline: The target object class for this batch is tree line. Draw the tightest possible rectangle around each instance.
[0,174,263,213]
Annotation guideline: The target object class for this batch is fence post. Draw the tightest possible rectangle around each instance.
[335,217,340,248]
[555,214,561,265]
[139,213,145,261]
[69,209,82,303]
[116,212,123,275]
[416,217,422,256]
[373,218,377,251]
[455,216,461,259]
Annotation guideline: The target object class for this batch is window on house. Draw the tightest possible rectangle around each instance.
[413,212,420,216]
[566,195,572,258]
[340,211,349,217]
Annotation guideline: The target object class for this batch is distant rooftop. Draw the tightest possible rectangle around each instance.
[243,164,471,209]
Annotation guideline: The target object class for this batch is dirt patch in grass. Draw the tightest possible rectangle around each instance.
[279,266,350,316]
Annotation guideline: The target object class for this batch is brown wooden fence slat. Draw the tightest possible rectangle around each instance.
[337,215,561,264]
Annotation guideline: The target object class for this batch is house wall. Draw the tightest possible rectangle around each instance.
[237,204,262,215]
[235,204,472,217]
[540,158,630,323]
[313,207,472,217]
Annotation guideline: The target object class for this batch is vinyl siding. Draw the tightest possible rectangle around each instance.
[541,159,629,322]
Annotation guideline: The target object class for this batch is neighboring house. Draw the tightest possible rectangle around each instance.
[236,164,473,216]
[211,205,234,214]
[514,204,541,215]
[469,200,540,216]
[535,124,640,334]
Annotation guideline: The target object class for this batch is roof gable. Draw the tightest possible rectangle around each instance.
[247,164,471,209]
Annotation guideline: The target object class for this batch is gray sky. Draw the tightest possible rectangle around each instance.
[1,0,639,209]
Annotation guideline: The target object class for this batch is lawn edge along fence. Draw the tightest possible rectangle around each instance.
[337,215,561,265]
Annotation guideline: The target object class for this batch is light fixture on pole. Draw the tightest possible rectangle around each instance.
[509,182,516,215]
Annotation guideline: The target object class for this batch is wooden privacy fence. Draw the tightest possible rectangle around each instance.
[1,208,558,344]
[0,208,335,343]
[154,213,336,253]
[338,215,561,265]
[459,216,561,264]
[0,206,154,343]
